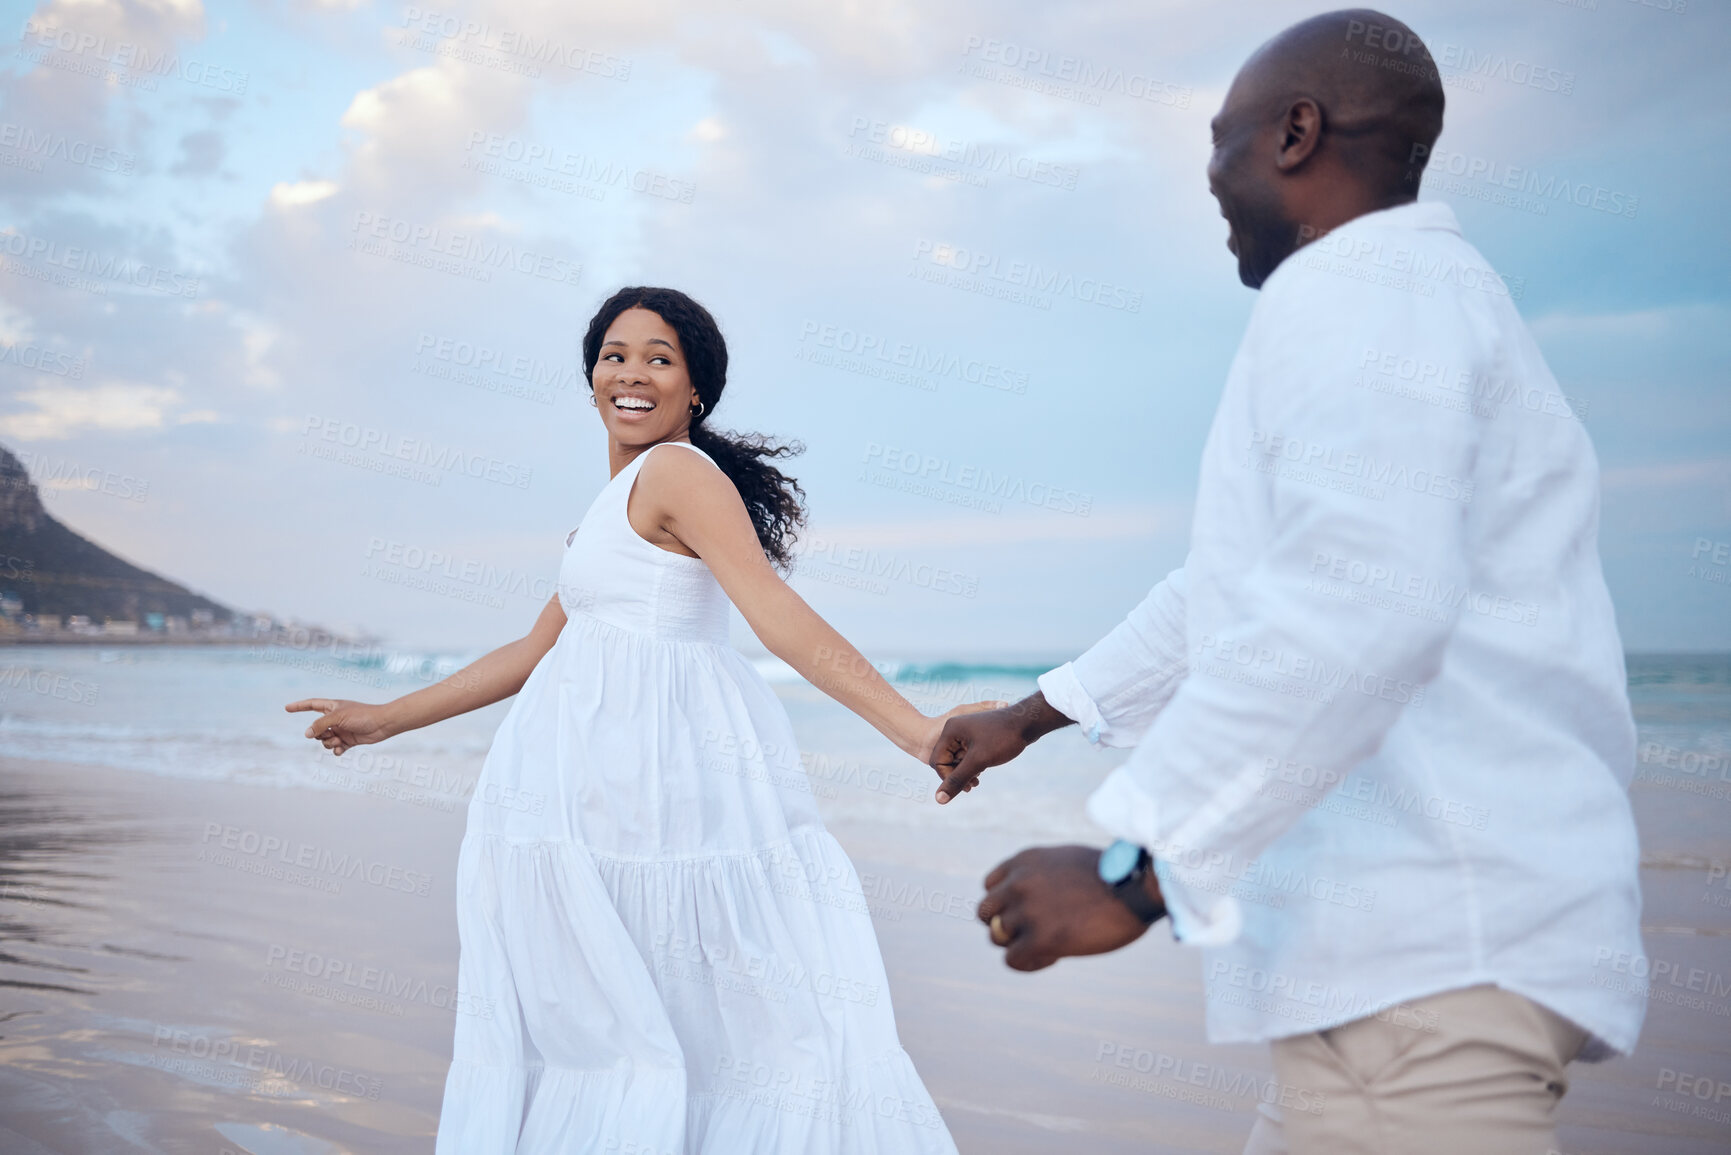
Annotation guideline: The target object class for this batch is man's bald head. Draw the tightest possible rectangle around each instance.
[1207,10,1447,287]
[1236,10,1444,192]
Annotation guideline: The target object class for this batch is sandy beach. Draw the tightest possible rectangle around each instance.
[1,744,1727,1154]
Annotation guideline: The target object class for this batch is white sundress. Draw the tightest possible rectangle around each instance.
[435,440,957,1154]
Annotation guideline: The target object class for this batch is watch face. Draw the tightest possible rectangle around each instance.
[1098,839,1140,885]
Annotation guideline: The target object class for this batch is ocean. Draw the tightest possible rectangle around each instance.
[0,644,1724,852]
[0,643,1099,838]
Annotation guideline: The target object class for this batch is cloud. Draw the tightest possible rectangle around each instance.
[1,0,208,203]
[169,127,225,176]
[233,311,282,388]
[337,58,533,207]
[0,382,211,440]
[0,0,1725,652]
[268,180,339,209]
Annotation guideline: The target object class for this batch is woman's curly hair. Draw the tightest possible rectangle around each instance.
[582,286,806,569]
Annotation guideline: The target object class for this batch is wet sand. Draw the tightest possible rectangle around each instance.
[0,755,1726,1154]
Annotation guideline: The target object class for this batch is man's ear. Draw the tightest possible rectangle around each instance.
[1274,98,1324,171]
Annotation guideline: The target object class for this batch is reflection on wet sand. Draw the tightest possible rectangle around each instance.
[0,789,140,998]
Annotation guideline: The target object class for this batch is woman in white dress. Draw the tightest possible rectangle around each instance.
[287,287,983,1153]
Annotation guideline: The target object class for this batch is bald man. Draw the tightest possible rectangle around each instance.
[933,10,1642,1155]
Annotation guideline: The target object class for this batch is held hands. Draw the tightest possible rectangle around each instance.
[929,690,1076,803]
[928,705,1033,804]
[976,845,1159,971]
[285,698,398,756]
[904,700,1007,765]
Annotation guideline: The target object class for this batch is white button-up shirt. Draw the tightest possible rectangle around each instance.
[1039,201,1644,1059]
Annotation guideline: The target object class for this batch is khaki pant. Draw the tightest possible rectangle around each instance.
[1241,984,1588,1155]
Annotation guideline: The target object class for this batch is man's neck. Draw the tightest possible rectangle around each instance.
[1292,188,1418,248]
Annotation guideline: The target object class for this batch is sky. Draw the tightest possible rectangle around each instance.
[1,0,1727,658]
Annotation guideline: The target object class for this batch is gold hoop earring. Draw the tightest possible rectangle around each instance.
[690,399,706,417]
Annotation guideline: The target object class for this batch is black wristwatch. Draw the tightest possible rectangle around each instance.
[1097,839,1166,925]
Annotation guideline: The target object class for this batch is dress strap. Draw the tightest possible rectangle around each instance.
[564,442,716,551]
[639,440,718,469]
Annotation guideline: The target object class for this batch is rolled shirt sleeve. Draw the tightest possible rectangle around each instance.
[1037,567,1189,747]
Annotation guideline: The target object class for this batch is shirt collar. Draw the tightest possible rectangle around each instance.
[1336,199,1462,237]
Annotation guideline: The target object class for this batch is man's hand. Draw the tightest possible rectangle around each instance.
[905,700,1009,765]
[929,691,1073,803]
[976,845,1161,971]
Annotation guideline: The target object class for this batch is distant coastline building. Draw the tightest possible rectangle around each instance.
[0,443,236,638]
[0,443,374,651]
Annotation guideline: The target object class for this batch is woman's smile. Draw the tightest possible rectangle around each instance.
[608,391,658,419]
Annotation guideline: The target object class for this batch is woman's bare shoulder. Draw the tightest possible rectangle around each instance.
[637,441,729,495]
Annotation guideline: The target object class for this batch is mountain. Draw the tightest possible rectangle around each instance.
[0,444,232,625]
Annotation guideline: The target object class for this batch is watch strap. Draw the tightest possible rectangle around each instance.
[1109,847,1165,926]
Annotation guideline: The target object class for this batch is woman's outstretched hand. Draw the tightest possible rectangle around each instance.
[908,700,1006,767]
[285,698,398,756]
